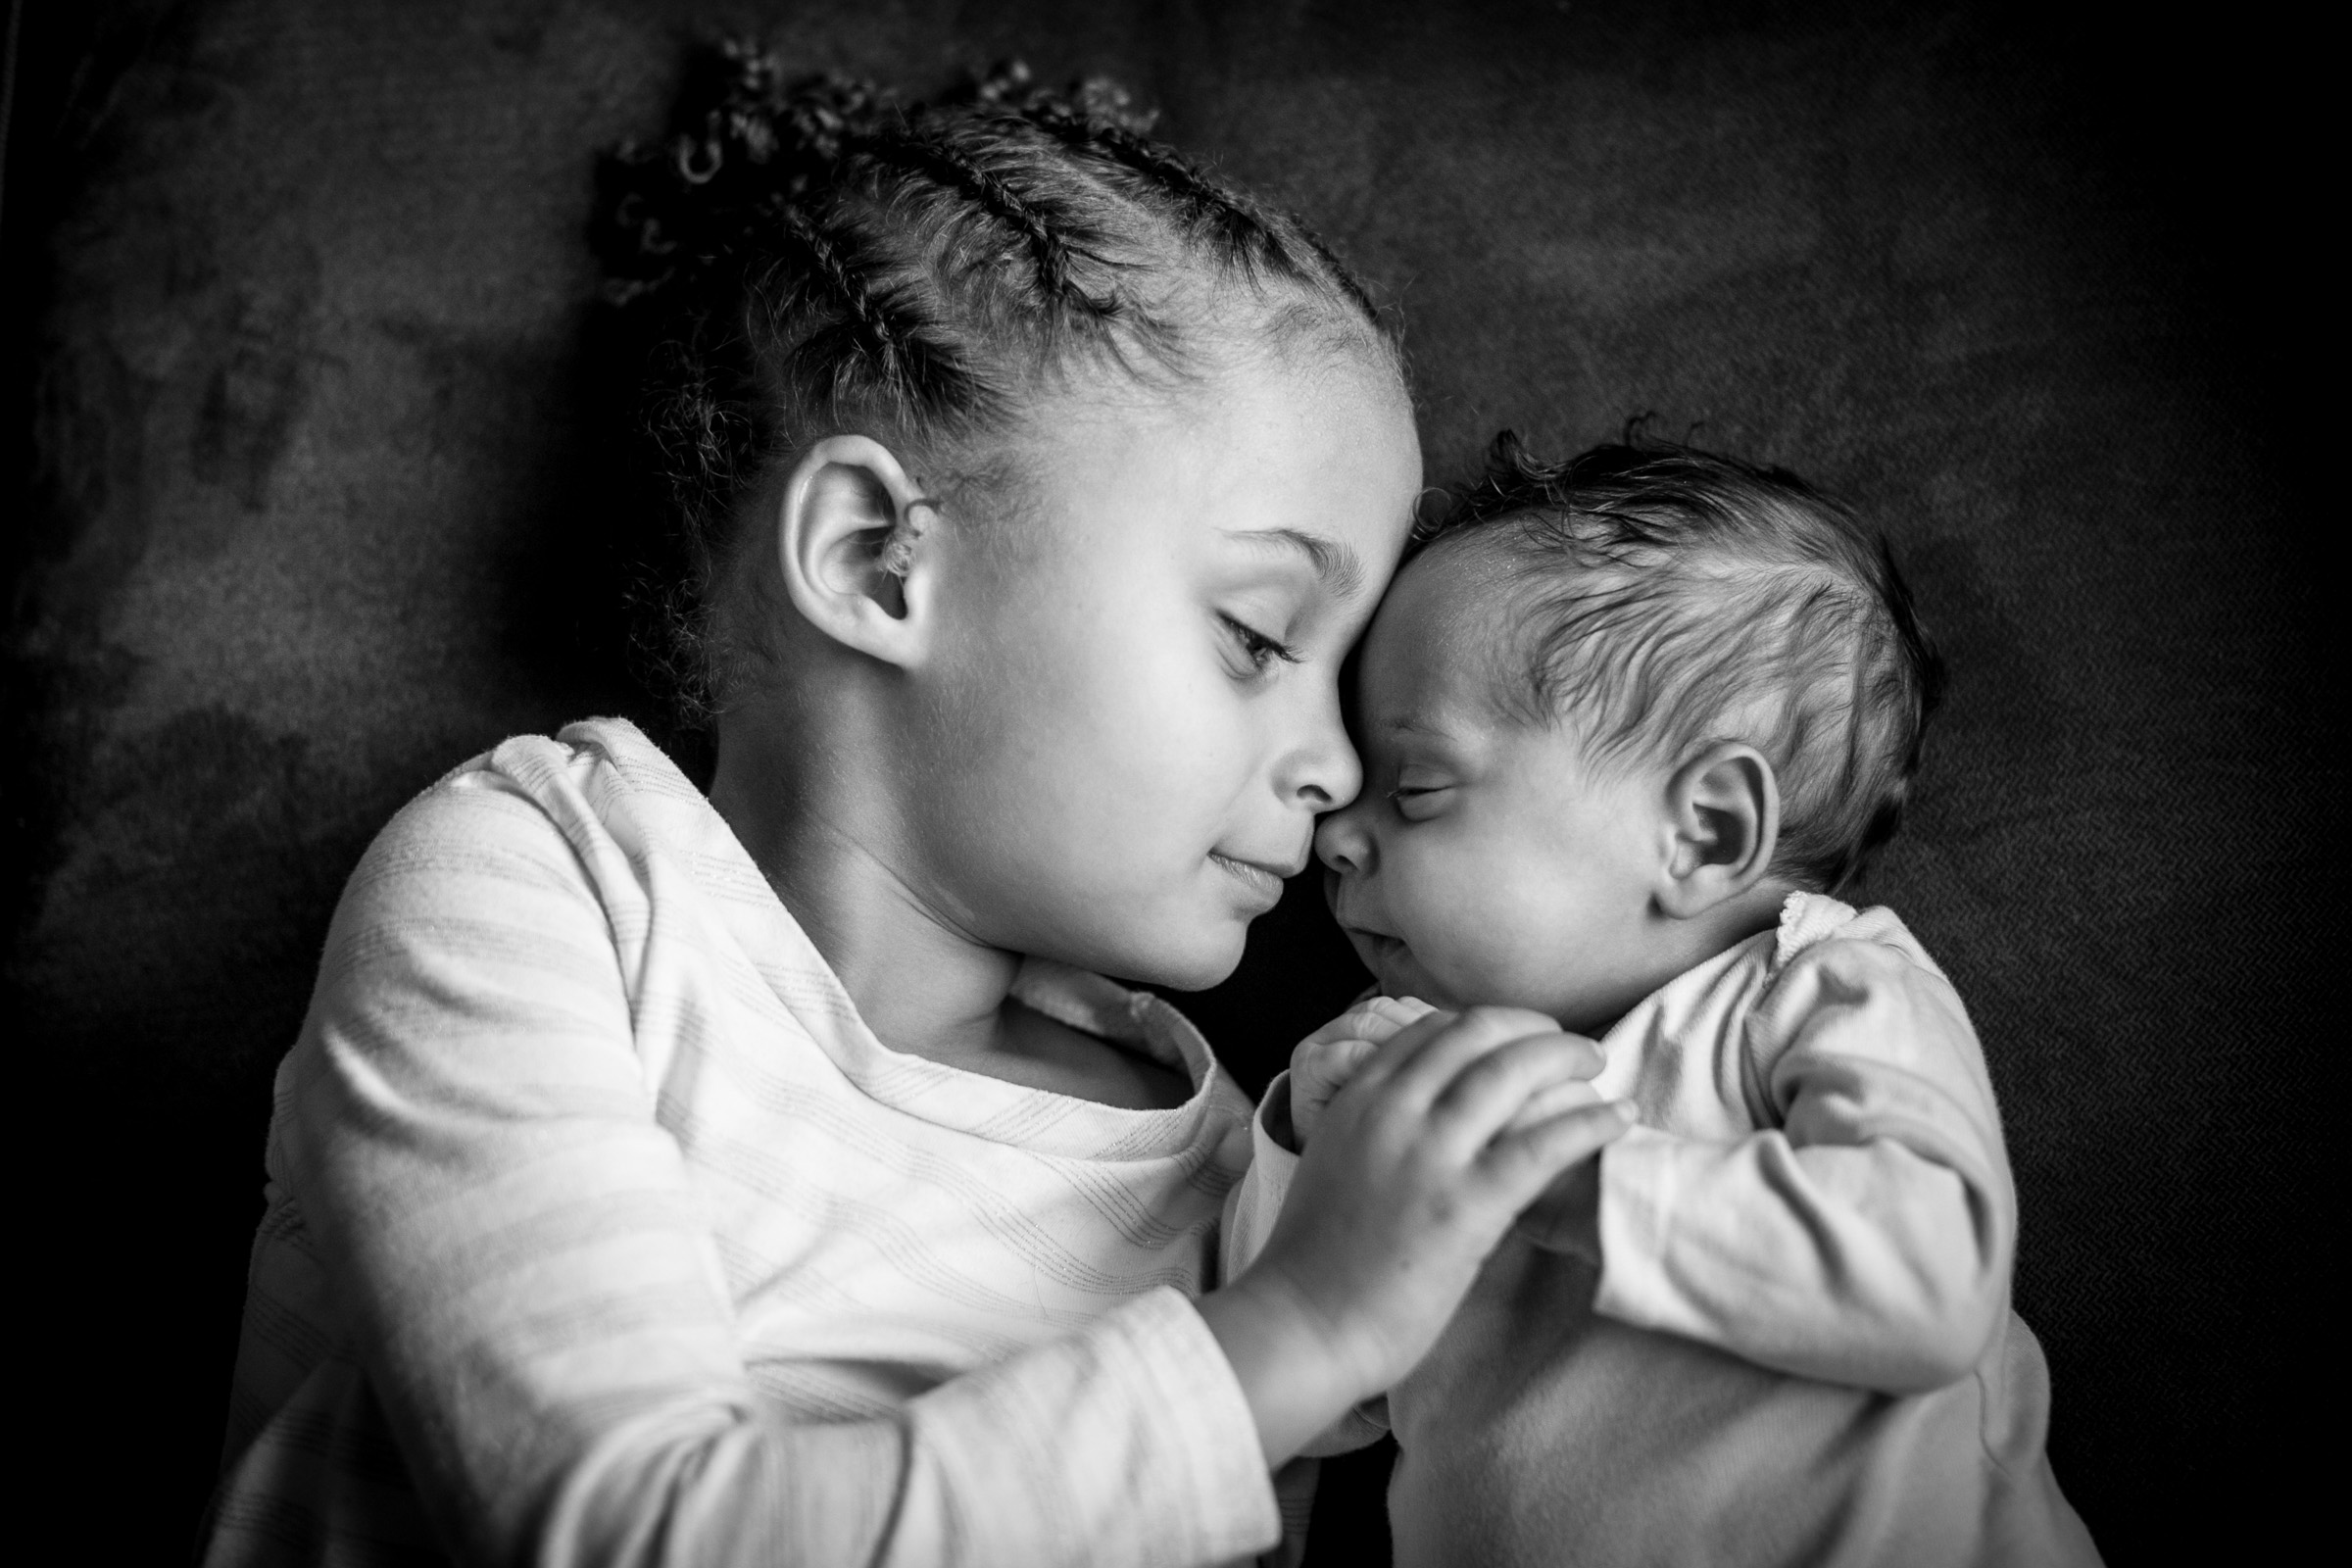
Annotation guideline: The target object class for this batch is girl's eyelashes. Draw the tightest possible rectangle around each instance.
[1220,613,1301,673]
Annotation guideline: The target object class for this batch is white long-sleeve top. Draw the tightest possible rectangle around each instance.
[1229,895,2102,1568]
[201,718,1283,1568]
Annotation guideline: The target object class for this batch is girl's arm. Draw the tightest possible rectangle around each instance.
[1219,1071,1392,1459]
[1574,924,2014,1394]
[284,776,1623,1566]
[285,778,1273,1568]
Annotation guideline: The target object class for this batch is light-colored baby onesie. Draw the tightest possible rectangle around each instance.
[1229,893,2103,1567]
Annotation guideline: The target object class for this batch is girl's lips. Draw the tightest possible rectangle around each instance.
[1209,853,1288,908]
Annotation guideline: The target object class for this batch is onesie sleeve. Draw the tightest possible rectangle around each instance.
[279,775,1280,1568]
[1592,921,2015,1394]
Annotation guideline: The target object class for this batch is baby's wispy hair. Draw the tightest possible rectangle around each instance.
[1423,432,1945,893]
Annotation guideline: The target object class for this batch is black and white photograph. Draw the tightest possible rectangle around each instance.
[4,3,2327,1563]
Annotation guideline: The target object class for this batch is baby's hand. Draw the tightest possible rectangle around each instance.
[1288,996,1439,1148]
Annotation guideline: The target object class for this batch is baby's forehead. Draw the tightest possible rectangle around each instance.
[1360,534,1549,722]
[1383,528,1533,631]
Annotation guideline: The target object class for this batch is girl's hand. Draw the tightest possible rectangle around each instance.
[1287,995,1439,1148]
[1200,1005,1633,1464]
[1512,1154,1605,1262]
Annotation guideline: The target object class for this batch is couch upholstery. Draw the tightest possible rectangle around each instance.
[7,1,2327,1559]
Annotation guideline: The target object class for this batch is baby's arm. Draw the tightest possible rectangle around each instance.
[1572,923,2014,1394]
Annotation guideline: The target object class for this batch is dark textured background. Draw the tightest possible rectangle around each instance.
[5,2,2331,1562]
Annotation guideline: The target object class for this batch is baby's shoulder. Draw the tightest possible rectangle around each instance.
[1770,893,1950,988]
[1749,895,1990,1097]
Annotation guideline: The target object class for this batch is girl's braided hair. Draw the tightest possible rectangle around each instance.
[596,44,1396,720]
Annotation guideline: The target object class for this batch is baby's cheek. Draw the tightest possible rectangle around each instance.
[1415,863,1576,1012]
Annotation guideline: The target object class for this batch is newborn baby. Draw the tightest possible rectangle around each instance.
[1229,437,2102,1567]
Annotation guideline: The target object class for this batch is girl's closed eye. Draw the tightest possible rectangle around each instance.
[1220,612,1301,675]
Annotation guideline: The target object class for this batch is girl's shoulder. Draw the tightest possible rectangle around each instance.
[333,718,688,959]
[356,716,677,874]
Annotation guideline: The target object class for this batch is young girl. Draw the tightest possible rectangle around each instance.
[199,51,1631,1568]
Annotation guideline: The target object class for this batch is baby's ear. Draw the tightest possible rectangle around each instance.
[1655,741,1781,918]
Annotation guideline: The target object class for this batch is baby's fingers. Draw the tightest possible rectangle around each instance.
[1480,1102,1637,1203]
[1294,1034,1382,1090]
[1297,995,1441,1052]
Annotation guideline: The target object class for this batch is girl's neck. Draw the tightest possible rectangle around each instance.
[708,707,1019,1068]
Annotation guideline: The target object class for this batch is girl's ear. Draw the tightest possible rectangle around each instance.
[775,434,940,667]
[1654,741,1782,919]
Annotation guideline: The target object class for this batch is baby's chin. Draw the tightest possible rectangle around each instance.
[1358,937,1464,1010]
[1367,936,1594,1024]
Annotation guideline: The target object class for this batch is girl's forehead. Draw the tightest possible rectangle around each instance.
[1015,348,1420,553]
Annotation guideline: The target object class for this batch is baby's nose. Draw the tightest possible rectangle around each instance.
[1314,805,1373,876]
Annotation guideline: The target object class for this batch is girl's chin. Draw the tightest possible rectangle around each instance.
[1115,922,1250,994]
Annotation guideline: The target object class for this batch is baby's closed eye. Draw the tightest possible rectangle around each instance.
[1387,770,1457,820]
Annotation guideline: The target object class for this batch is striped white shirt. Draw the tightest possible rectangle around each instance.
[202,718,1283,1567]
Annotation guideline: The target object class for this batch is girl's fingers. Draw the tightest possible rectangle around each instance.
[1365,1004,1565,1102]
[1419,1032,1605,1152]
[1498,1076,1608,1135]
[1426,1025,1603,1113]
[1478,1102,1637,1201]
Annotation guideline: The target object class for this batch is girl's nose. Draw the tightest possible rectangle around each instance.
[1282,685,1364,815]
[1315,801,1375,876]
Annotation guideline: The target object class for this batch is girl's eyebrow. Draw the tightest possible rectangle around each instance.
[1222,527,1366,598]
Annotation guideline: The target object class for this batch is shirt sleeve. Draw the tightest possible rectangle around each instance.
[282,775,1281,1568]
[1592,924,2015,1394]
[1219,1074,1391,1458]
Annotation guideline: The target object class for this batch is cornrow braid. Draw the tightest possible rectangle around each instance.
[775,207,895,358]
[1032,114,1258,246]
[855,125,1102,311]
[598,45,1399,719]
[1039,109,1382,324]
[768,207,993,421]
